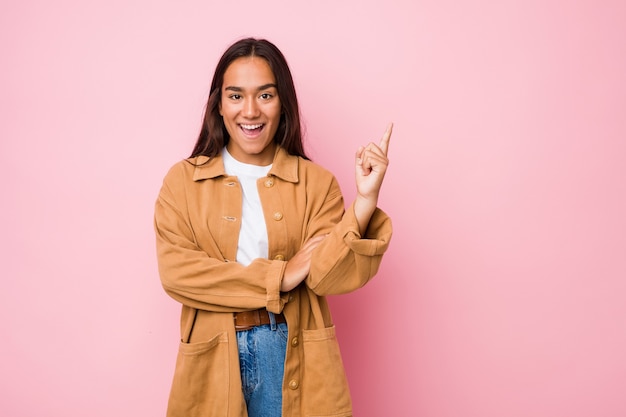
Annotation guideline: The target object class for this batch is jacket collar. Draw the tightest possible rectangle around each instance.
[191,146,299,183]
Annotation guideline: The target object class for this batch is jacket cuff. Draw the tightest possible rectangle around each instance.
[341,203,392,256]
[266,260,288,313]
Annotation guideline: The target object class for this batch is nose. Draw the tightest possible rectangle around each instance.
[242,97,260,118]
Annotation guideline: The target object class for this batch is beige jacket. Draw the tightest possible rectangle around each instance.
[154,146,392,417]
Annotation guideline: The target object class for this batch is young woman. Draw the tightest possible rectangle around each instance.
[154,38,393,417]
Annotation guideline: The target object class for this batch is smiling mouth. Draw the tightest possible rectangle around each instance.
[240,123,264,135]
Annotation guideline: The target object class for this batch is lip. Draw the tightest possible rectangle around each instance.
[239,123,265,138]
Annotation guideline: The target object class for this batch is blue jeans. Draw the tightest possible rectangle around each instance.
[236,313,288,417]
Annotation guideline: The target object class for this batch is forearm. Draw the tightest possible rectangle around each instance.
[305,204,393,295]
[158,247,288,313]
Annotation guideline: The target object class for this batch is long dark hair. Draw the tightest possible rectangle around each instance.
[190,38,308,160]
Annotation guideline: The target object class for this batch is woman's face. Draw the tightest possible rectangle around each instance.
[219,56,281,166]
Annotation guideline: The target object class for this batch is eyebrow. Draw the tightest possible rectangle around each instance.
[224,83,277,92]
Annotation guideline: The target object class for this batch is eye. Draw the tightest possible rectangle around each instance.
[260,93,273,100]
[228,94,242,100]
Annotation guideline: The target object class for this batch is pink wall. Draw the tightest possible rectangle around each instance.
[2,1,625,416]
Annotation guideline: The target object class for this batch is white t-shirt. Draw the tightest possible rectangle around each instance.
[222,147,271,266]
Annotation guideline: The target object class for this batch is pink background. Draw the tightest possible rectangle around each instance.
[2,1,625,416]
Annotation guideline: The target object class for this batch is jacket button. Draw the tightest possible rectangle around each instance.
[288,379,299,390]
[274,254,285,261]
[273,212,283,221]
[291,337,299,347]
[264,178,274,187]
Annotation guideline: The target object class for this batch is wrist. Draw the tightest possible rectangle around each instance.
[353,195,377,235]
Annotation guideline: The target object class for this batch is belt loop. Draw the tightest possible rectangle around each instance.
[268,311,277,330]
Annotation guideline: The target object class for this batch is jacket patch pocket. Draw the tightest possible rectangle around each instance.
[167,332,229,417]
[302,325,352,416]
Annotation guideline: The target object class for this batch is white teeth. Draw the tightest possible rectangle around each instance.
[241,124,263,129]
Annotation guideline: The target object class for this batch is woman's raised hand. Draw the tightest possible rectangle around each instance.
[355,123,392,200]
[353,123,392,234]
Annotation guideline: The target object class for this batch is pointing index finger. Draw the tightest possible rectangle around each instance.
[379,122,393,155]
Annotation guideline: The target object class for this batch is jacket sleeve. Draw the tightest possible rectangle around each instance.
[304,177,393,296]
[154,165,288,314]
